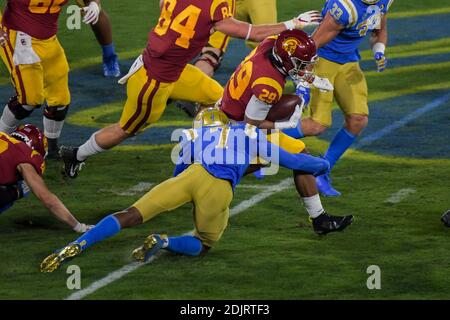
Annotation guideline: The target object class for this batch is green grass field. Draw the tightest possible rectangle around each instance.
[0,0,449,300]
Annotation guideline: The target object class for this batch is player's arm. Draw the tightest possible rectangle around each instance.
[17,163,90,233]
[258,133,329,176]
[214,10,322,42]
[370,14,388,72]
[311,12,344,49]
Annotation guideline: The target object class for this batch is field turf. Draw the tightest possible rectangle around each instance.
[0,0,449,300]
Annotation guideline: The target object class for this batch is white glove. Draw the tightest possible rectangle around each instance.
[274,105,303,130]
[0,29,8,47]
[82,1,100,25]
[284,10,322,30]
[73,222,94,233]
[312,76,334,92]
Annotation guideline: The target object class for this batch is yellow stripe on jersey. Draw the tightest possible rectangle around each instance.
[251,77,283,98]
[387,0,394,11]
[340,0,358,27]
[210,0,229,20]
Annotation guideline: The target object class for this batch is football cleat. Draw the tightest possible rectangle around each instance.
[60,146,85,178]
[132,234,167,262]
[441,210,450,227]
[311,212,353,235]
[175,100,200,118]
[316,172,341,197]
[103,54,121,78]
[40,243,82,273]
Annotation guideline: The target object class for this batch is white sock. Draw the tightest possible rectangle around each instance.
[77,132,105,161]
[43,117,64,139]
[0,104,20,133]
[302,194,325,218]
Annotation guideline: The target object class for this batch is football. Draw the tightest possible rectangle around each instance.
[266,94,301,122]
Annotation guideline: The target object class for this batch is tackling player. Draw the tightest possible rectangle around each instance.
[40,108,353,272]
[289,0,394,196]
[60,0,322,178]
[0,124,91,233]
[0,0,102,158]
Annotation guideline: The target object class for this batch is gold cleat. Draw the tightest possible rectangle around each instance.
[40,243,82,273]
[132,234,167,262]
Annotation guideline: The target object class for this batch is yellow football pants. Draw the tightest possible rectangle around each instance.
[0,27,70,107]
[120,64,224,134]
[308,57,369,127]
[209,0,278,51]
[133,164,233,247]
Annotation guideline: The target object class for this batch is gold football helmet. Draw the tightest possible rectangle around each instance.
[193,107,231,128]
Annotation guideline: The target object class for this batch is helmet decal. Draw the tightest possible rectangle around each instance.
[282,37,301,56]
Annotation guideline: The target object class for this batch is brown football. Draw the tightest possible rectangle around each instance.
[266,94,301,122]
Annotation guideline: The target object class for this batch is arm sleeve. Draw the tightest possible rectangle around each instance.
[245,95,272,121]
[211,0,231,22]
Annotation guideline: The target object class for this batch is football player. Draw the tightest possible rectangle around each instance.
[442,210,450,227]
[0,1,102,158]
[289,0,394,196]
[0,124,91,233]
[219,29,339,231]
[76,0,121,77]
[60,0,323,179]
[40,108,353,272]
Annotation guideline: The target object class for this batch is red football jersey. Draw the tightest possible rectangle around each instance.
[220,37,286,121]
[0,132,45,185]
[2,0,69,39]
[143,0,231,83]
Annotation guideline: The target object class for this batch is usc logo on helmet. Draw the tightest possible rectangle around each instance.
[282,37,301,56]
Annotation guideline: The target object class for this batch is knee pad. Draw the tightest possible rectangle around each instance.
[196,49,223,71]
[44,105,69,121]
[8,96,36,120]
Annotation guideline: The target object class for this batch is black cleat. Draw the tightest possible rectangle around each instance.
[312,212,353,235]
[46,138,60,160]
[59,146,85,178]
[174,100,200,118]
[441,210,450,227]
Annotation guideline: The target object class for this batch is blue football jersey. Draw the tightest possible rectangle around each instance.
[318,0,394,64]
[174,123,267,190]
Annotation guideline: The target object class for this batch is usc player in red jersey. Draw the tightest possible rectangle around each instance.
[0,0,102,158]
[219,29,352,232]
[60,0,322,178]
[0,124,91,233]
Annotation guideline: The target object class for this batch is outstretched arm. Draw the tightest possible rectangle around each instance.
[311,12,344,49]
[17,163,88,232]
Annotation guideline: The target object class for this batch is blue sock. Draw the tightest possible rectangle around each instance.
[75,215,121,250]
[324,127,356,169]
[102,43,117,61]
[282,122,304,139]
[166,235,203,256]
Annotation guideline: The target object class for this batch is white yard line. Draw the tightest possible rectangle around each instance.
[384,188,416,204]
[65,178,292,300]
[99,182,154,196]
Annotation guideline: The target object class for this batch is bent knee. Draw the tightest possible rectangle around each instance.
[345,114,368,134]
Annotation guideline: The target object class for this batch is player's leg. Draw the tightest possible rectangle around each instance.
[0,181,30,213]
[60,67,173,178]
[78,0,120,77]
[40,168,197,272]
[190,165,233,253]
[245,0,277,48]
[170,64,224,116]
[0,30,45,133]
[293,169,353,235]
[40,36,71,158]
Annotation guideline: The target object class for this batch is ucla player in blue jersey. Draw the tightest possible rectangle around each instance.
[285,0,393,196]
[40,108,353,272]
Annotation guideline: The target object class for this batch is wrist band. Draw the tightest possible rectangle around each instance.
[372,42,386,54]
[283,19,296,30]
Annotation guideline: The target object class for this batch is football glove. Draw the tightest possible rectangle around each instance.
[0,29,7,47]
[274,105,302,130]
[284,10,322,30]
[295,83,311,107]
[82,1,100,25]
[312,76,334,92]
[73,222,94,233]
